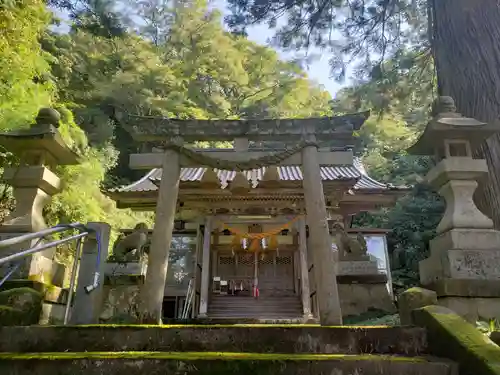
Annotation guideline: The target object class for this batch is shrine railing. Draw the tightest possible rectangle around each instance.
[0,223,103,325]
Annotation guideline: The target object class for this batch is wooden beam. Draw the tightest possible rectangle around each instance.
[130,150,354,169]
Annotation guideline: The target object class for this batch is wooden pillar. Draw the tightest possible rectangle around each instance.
[139,149,180,323]
[199,216,212,317]
[298,217,313,319]
[301,137,343,325]
[191,223,203,318]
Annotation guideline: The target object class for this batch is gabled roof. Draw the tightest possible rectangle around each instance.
[110,158,401,193]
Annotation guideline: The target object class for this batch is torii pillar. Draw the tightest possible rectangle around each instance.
[301,135,343,325]
[139,147,180,324]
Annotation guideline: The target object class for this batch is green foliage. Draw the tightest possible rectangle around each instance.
[0,0,54,130]
[477,319,500,337]
[1,0,333,266]
[334,82,440,294]
[225,0,429,83]
[223,0,446,297]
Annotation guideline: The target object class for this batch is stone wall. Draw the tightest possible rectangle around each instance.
[100,284,142,323]
[339,283,395,317]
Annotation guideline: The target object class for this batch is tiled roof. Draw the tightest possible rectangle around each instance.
[112,158,396,193]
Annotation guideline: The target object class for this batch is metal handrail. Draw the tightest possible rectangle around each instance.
[0,223,87,250]
[0,222,103,325]
[0,232,88,266]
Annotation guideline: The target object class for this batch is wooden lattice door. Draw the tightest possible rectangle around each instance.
[216,252,255,294]
[258,251,295,296]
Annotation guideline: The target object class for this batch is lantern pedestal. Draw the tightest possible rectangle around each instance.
[0,109,80,312]
[408,97,500,322]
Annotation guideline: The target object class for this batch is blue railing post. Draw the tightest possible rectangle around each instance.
[70,222,110,324]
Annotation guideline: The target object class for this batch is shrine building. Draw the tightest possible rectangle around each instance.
[105,112,407,323]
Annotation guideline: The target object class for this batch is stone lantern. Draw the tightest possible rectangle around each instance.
[0,108,80,282]
[407,96,500,321]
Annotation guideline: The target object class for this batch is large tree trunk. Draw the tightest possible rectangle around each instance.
[431,0,500,227]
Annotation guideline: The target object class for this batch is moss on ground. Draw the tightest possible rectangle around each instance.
[0,305,28,326]
[0,287,42,326]
[343,309,390,324]
[0,287,42,304]
[413,305,500,375]
[48,323,395,329]
[0,351,429,362]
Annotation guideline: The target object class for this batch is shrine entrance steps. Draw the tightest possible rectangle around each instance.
[208,295,303,321]
[0,325,457,374]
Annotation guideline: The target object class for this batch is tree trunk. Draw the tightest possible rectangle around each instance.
[431,0,500,227]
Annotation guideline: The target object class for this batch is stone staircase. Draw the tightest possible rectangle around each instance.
[208,295,303,321]
[0,325,458,374]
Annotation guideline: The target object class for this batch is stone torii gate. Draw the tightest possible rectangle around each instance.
[119,112,370,325]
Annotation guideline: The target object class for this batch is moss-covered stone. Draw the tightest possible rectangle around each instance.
[0,280,68,304]
[0,306,28,326]
[0,352,457,375]
[343,309,397,325]
[0,287,42,326]
[412,305,500,375]
[0,325,428,355]
[399,287,437,325]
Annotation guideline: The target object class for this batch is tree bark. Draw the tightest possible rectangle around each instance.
[431,0,500,227]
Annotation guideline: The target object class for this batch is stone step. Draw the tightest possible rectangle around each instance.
[208,306,302,312]
[210,296,301,303]
[208,311,302,316]
[0,326,428,355]
[0,352,459,375]
[208,309,302,315]
[209,296,302,311]
[208,315,304,321]
[209,303,301,308]
[181,317,312,324]
[209,303,302,309]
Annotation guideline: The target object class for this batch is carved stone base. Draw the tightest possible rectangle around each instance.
[103,261,148,279]
[1,166,61,232]
[426,158,493,234]
[420,228,500,285]
[338,260,379,276]
[438,295,500,323]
